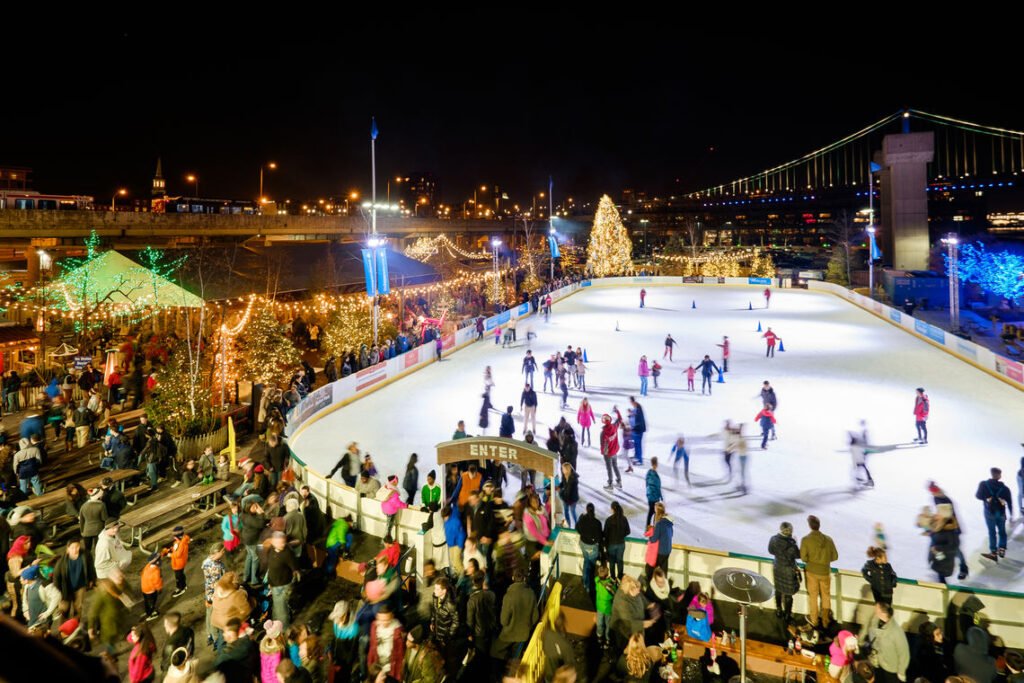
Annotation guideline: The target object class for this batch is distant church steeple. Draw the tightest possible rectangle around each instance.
[152,157,166,198]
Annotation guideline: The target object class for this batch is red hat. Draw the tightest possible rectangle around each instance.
[58,618,80,637]
[254,465,264,473]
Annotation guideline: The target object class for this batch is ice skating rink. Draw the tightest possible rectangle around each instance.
[292,285,1024,589]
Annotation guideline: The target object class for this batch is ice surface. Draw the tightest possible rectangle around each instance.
[292,285,1024,589]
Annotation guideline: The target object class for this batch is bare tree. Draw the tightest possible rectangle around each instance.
[824,209,855,286]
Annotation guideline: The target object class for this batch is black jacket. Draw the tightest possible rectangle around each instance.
[975,478,1013,515]
[577,513,603,546]
[431,595,460,644]
[604,514,631,547]
[499,413,515,437]
[520,389,538,408]
[631,404,647,433]
[861,560,898,599]
[239,511,265,546]
[466,588,498,646]
[52,548,96,600]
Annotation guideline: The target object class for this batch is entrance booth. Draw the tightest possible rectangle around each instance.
[435,436,558,529]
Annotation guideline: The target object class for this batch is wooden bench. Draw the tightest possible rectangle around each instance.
[140,502,228,552]
[32,469,141,513]
[124,483,151,505]
[675,627,838,683]
[118,479,232,549]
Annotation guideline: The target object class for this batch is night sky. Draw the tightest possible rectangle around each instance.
[6,22,1018,208]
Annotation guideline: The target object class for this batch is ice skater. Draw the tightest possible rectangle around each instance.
[617,407,635,473]
[520,383,538,435]
[483,366,494,392]
[629,396,647,465]
[651,360,662,388]
[494,325,502,345]
[575,355,587,392]
[663,334,676,361]
[926,481,969,580]
[559,373,569,409]
[735,423,750,494]
[638,355,650,396]
[755,404,776,450]
[976,467,1012,561]
[522,350,537,386]
[764,287,771,308]
[721,419,735,481]
[760,381,777,439]
[716,336,730,373]
[849,420,874,488]
[478,392,493,435]
[685,364,695,392]
[543,354,557,393]
[696,355,720,395]
[913,387,929,444]
[639,288,647,308]
[671,436,690,485]
[577,397,595,447]
[600,414,623,490]
[762,327,780,358]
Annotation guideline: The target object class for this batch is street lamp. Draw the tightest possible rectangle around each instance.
[942,233,960,333]
[111,188,127,212]
[491,238,502,309]
[186,174,199,197]
[259,162,277,209]
[866,224,876,299]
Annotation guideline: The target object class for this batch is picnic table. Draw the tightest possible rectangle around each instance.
[674,626,838,683]
[117,480,231,550]
[29,469,140,514]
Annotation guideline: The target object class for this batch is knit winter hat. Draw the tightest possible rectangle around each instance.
[409,624,427,645]
[779,522,793,537]
[8,506,33,526]
[284,498,299,513]
[263,620,284,640]
[172,525,185,537]
[927,481,943,496]
[388,475,399,484]
[20,565,40,581]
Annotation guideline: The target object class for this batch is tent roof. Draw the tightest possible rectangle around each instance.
[49,250,205,309]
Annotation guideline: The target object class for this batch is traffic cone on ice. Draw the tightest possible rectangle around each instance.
[749,301,753,310]
[583,349,589,362]
[692,300,697,309]
[717,369,725,383]
[778,339,786,352]
[757,321,762,332]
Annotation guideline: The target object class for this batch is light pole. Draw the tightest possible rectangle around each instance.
[548,177,555,281]
[942,233,960,332]
[549,226,556,281]
[259,162,277,208]
[111,188,127,212]
[186,174,199,197]
[491,238,502,310]
[370,117,380,346]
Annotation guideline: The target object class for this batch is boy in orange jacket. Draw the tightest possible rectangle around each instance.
[168,526,190,598]
[141,551,163,621]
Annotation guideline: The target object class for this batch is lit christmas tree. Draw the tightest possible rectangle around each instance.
[321,298,398,359]
[749,250,777,277]
[236,303,301,387]
[586,195,633,276]
[146,340,218,436]
[947,242,1024,303]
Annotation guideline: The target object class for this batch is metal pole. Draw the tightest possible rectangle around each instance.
[739,603,748,683]
[947,233,960,332]
[371,125,379,347]
[549,177,555,282]
[259,167,263,203]
[868,171,875,299]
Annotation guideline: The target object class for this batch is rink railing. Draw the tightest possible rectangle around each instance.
[547,527,1024,647]
[806,280,1024,391]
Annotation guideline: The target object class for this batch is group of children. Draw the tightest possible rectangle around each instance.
[140,526,192,621]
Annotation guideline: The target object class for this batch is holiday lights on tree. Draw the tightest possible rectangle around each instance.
[586,195,633,276]
[700,253,741,277]
[146,340,218,436]
[749,250,777,278]
[236,303,301,387]
[946,242,1024,303]
[321,300,399,359]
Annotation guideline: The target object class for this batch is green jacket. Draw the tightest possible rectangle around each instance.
[403,642,445,683]
[326,518,350,548]
[799,530,838,576]
[596,576,617,615]
[421,484,441,508]
[87,582,129,647]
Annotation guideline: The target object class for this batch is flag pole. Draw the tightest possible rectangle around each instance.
[371,118,379,346]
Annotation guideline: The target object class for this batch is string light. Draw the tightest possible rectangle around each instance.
[586,195,633,276]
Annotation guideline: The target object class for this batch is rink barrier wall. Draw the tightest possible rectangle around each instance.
[548,528,1024,647]
[806,280,1024,391]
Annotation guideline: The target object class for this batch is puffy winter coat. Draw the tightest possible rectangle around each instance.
[559,471,579,505]
[649,516,674,555]
[576,404,595,428]
[638,360,650,377]
[210,585,252,630]
[914,394,930,420]
[600,422,620,457]
[645,469,662,503]
[430,595,459,643]
[862,560,898,600]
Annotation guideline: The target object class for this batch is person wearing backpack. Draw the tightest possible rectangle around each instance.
[975,467,1013,561]
[13,435,44,495]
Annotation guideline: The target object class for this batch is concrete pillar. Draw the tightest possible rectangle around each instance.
[25,248,40,287]
[878,132,934,271]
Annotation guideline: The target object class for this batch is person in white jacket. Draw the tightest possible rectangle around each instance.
[94,519,132,580]
[20,565,62,630]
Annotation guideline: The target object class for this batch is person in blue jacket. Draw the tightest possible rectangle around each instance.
[443,475,466,575]
[645,457,662,527]
[629,396,647,465]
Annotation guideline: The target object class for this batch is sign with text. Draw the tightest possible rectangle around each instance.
[889,310,902,324]
[682,276,702,284]
[355,362,388,392]
[296,383,333,425]
[914,319,946,344]
[435,436,558,476]
[73,356,92,370]
[995,356,1023,383]
[403,347,420,368]
[747,277,772,285]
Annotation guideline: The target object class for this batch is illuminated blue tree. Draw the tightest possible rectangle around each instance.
[946,242,1024,303]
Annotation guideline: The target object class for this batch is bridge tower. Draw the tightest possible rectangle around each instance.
[877,122,934,271]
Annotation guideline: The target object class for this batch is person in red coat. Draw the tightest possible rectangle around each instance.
[764,287,772,308]
[913,388,930,444]
[755,405,777,450]
[762,328,780,358]
[600,414,622,490]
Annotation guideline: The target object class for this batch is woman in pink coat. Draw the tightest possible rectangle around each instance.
[380,475,408,537]
[577,398,596,447]
[638,356,650,397]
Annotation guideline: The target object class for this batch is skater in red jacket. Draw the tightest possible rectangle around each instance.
[764,287,772,308]
[762,328,780,358]
[601,414,622,490]
[913,388,929,444]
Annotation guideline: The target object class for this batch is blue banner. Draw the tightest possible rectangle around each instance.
[869,231,882,261]
[517,303,530,316]
[548,235,560,259]
[582,280,592,287]
[361,249,375,297]
[497,310,511,324]
[915,319,946,344]
[889,310,901,323]
[376,248,390,295]
[748,277,772,285]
